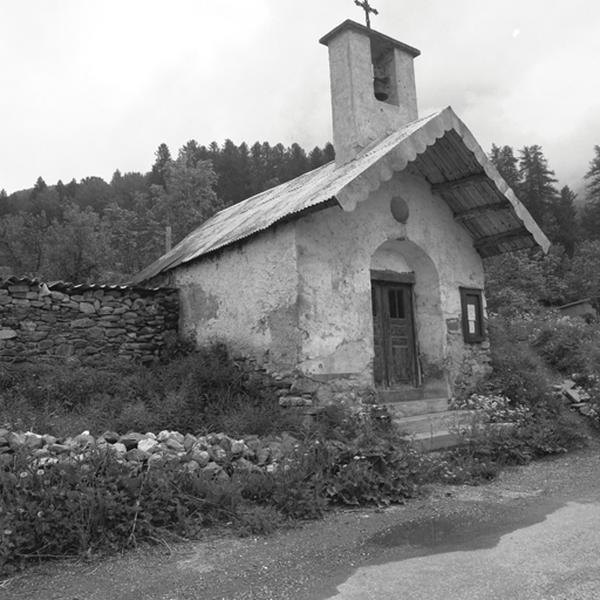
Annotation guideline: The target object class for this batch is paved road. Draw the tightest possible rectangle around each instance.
[4,438,600,600]
[325,500,600,600]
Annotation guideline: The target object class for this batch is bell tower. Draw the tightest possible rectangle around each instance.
[319,20,420,166]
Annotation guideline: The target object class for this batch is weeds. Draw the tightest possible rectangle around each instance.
[434,392,587,486]
[481,315,554,405]
[0,391,587,575]
[0,347,301,438]
[0,327,593,575]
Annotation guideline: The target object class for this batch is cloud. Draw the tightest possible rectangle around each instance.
[0,0,598,193]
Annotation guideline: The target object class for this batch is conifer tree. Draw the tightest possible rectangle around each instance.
[489,144,520,191]
[249,142,268,195]
[0,189,7,216]
[216,139,249,205]
[585,145,600,199]
[31,176,47,198]
[323,142,335,163]
[545,185,578,255]
[270,143,286,184]
[148,143,172,188]
[580,145,600,240]
[179,140,205,168]
[65,178,78,199]
[308,146,324,169]
[109,170,148,212]
[55,179,67,201]
[517,145,559,224]
[285,143,309,180]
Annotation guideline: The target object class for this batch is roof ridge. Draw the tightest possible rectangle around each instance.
[132,107,548,283]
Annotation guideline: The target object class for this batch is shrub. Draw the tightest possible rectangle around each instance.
[0,346,302,438]
[270,450,329,519]
[453,393,531,423]
[1,448,296,572]
[234,505,286,536]
[0,407,425,573]
[532,318,590,374]
[0,325,594,574]
[1,449,198,570]
[422,403,586,486]
[482,315,554,405]
[531,317,600,382]
[324,440,421,506]
[0,393,589,575]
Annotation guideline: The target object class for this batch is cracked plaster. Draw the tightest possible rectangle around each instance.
[169,165,489,396]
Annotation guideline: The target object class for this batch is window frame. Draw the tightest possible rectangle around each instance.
[459,287,485,343]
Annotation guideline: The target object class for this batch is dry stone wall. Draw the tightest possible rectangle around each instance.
[446,316,492,397]
[0,278,178,364]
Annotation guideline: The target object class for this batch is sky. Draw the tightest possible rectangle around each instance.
[1,0,598,196]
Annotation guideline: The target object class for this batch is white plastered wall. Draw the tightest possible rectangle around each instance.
[294,169,485,388]
[170,223,301,372]
[167,169,486,390]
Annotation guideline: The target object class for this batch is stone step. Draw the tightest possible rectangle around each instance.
[393,409,475,435]
[383,397,448,418]
[411,429,460,452]
[377,380,449,403]
[408,420,516,452]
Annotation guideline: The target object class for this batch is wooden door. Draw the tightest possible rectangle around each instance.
[371,281,417,387]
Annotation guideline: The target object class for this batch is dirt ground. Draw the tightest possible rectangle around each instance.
[3,433,600,600]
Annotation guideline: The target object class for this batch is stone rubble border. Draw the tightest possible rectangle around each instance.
[0,427,304,480]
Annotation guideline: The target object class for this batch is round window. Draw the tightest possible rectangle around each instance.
[390,196,409,223]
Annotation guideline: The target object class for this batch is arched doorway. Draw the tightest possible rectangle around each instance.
[370,238,443,390]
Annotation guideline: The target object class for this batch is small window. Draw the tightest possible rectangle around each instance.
[388,289,405,319]
[460,288,485,343]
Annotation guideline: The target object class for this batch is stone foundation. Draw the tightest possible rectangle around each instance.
[232,354,376,414]
[447,340,492,398]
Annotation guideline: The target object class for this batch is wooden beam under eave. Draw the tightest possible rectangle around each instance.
[473,227,531,250]
[477,236,537,258]
[431,173,489,194]
[454,201,512,222]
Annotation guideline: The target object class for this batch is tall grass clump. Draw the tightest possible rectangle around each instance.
[481,315,554,405]
[0,344,301,438]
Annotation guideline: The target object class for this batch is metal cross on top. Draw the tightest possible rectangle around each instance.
[354,0,378,29]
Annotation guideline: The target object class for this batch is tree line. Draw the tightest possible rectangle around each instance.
[0,138,598,301]
[484,144,600,312]
[489,143,595,254]
[0,140,334,282]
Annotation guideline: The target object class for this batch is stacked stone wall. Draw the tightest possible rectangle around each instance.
[446,317,492,397]
[0,278,178,364]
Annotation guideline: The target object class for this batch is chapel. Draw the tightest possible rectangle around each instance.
[134,19,549,424]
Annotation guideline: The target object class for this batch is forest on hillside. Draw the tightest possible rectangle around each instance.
[0,140,334,282]
[485,144,600,314]
[1,138,599,311]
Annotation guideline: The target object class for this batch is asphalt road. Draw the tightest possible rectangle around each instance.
[4,436,600,600]
[325,500,600,600]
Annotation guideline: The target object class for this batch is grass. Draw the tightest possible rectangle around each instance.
[0,331,592,575]
[0,345,302,439]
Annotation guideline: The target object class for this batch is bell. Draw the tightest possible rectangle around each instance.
[374,76,389,102]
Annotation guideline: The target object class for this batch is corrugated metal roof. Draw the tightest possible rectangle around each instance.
[133,107,549,283]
